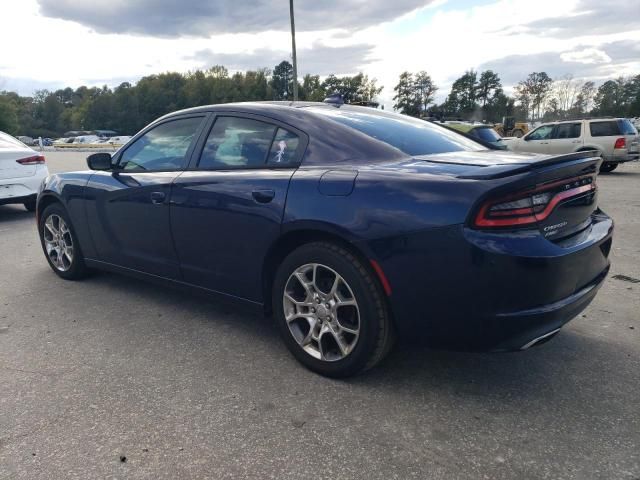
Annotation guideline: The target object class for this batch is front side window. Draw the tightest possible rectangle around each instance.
[526,125,554,141]
[589,121,620,137]
[119,117,203,171]
[199,117,301,169]
[553,123,581,139]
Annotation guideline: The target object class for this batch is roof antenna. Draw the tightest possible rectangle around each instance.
[323,93,344,106]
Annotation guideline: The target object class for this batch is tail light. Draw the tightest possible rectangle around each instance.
[16,155,46,165]
[474,175,596,228]
[614,138,626,149]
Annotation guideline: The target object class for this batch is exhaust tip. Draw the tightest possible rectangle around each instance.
[520,328,561,350]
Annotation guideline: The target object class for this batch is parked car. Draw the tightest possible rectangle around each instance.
[36,103,612,377]
[445,122,508,149]
[504,118,639,172]
[0,131,49,211]
[17,135,35,146]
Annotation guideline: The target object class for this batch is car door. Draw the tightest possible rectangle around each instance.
[547,122,583,154]
[517,125,554,154]
[170,113,307,302]
[85,114,208,278]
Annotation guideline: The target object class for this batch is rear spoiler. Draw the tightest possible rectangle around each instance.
[457,151,602,180]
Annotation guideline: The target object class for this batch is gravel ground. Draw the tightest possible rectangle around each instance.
[1,152,639,480]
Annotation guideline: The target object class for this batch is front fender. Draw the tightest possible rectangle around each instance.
[36,172,96,258]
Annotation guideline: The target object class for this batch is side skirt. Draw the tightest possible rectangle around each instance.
[84,258,264,315]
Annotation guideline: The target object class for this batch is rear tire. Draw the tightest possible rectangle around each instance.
[273,242,395,378]
[38,203,88,280]
[599,162,618,173]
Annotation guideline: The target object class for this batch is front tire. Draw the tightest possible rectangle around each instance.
[38,203,88,280]
[273,242,394,377]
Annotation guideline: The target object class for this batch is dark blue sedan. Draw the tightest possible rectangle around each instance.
[36,102,613,377]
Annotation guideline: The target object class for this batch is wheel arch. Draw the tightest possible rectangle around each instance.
[261,226,384,316]
[36,192,65,222]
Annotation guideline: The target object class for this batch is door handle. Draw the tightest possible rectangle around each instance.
[252,189,275,204]
[150,191,166,204]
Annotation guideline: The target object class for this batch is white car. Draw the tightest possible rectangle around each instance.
[0,131,49,211]
[504,118,639,172]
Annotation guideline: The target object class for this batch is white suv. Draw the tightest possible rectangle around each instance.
[505,118,639,172]
[0,131,49,211]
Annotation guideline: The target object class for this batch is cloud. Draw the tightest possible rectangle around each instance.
[479,40,640,87]
[36,0,434,37]
[509,0,640,38]
[560,48,610,65]
[190,42,377,76]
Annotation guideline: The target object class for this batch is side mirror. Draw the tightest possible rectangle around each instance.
[87,152,113,171]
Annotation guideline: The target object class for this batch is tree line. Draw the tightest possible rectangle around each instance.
[393,70,640,123]
[1,60,639,137]
[0,61,381,137]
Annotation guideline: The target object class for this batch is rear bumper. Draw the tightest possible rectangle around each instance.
[606,150,639,163]
[371,211,613,351]
[0,193,36,206]
[486,265,607,351]
[0,166,48,203]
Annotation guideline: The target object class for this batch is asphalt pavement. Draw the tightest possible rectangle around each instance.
[1,151,639,479]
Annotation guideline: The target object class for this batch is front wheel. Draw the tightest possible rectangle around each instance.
[599,162,618,173]
[38,203,88,280]
[273,242,395,378]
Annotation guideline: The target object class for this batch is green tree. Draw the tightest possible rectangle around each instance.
[476,70,501,108]
[518,72,553,121]
[447,70,478,115]
[593,78,627,116]
[271,61,294,100]
[393,72,419,116]
[414,71,438,114]
[0,95,18,134]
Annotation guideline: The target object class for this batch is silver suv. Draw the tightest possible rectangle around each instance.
[506,118,639,172]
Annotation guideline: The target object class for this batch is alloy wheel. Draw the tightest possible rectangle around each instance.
[43,214,74,272]
[283,263,360,362]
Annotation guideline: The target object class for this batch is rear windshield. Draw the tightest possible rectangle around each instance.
[306,107,485,156]
[590,121,620,137]
[473,127,502,142]
[618,119,637,135]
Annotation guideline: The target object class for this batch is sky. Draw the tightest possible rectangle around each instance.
[1,0,639,108]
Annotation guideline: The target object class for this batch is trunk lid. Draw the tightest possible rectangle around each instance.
[0,143,38,180]
[410,150,601,241]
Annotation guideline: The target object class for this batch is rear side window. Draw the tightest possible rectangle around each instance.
[618,119,637,135]
[199,117,300,169]
[553,123,581,139]
[590,121,620,137]
[268,128,300,165]
[307,107,484,155]
[119,116,203,171]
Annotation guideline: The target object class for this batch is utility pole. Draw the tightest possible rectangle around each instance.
[289,0,298,101]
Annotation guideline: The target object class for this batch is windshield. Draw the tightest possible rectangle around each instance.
[473,127,502,143]
[307,106,485,156]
